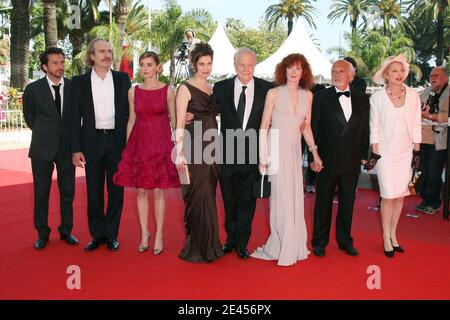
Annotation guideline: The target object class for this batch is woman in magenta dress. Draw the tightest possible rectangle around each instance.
[114,51,180,254]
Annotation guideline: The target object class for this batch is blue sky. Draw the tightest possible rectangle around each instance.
[147,0,352,60]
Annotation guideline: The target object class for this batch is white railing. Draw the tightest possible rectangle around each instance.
[0,109,30,145]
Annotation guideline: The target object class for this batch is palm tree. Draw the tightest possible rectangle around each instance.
[327,0,370,41]
[335,28,421,83]
[370,0,410,36]
[406,0,449,66]
[10,0,30,90]
[43,0,58,47]
[67,0,103,73]
[151,1,186,84]
[89,1,150,69]
[113,0,132,45]
[265,0,318,36]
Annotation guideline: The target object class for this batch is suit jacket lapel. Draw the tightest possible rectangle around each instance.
[247,78,261,130]
[227,76,241,126]
[340,93,359,137]
[61,78,70,121]
[84,70,96,127]
[112,70,120,128]
[40,77,60,120]
[331,89,347,130]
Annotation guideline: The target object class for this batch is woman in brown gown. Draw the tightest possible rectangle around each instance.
[175,43,224,263]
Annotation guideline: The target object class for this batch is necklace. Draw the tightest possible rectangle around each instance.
[386,86,405,100]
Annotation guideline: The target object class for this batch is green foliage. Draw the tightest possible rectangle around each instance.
[329,27,420,85]
[150,0,217,84]
[6,87,23,110]
[265,0,318,35]
[29,33,45,79]
[226,18,287,63]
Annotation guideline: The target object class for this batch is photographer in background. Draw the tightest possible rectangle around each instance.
[175,29,202,78]
[416,67,449,215]
[184,29,201,54]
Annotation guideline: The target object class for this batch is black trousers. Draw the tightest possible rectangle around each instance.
[312,171,359,249]
[302,137,316,186]
[31,145,75,239]
[85,131,123,240]
[219,167,258,250]
[420,143,446,208]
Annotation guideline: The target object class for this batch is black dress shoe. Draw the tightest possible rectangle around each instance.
[107,238,120,251]
[313,246,325,257]
[222,243,235,254]
[339,245,359,256]
[60,234,79,245]
[34,238,48,250]
[236,248,249,259]
[85,238,103,251]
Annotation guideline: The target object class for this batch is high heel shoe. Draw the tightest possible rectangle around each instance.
[153,235,163,256]
[384,248,395,258]
[391,239,405,253]
[383,239,394,258]
[138,232,151,253]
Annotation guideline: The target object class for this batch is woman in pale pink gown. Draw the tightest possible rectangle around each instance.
[252,54,322,266]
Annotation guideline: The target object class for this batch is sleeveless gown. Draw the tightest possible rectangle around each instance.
[178,82,224,263]
[251,85,310,266]
[113,85,180,189]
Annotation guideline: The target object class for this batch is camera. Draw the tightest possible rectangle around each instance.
[427,92,439,114]
[175,41,190,61]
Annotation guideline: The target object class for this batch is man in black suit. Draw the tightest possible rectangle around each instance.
[213,48,273,259]
[310,60,370,257]
[71,39,131,251]
[23,47,78,250]
[343,56,367,94]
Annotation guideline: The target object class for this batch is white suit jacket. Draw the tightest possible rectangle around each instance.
[370,85,422,145]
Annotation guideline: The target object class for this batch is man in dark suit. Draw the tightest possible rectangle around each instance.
[71,39,131,251]
[23,47,78,250]
[343,56,367,94]
[310,60,370,257]
[213,48,273,259]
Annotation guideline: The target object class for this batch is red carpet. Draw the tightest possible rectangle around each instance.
[1,148,449,300]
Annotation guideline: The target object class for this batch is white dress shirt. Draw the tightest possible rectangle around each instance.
[91,69,115,129]
[234,77,255,130]
[46,75,64,116]
[336,86,352,121]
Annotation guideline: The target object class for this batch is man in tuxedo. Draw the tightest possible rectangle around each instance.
[71,39,131,251]
[23,47,78,250]
[213,48,273,259]
[310,60,370,257]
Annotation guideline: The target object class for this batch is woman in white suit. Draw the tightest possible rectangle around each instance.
[366,54,421,257]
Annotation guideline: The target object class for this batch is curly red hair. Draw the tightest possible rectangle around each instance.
[274,53,313,89]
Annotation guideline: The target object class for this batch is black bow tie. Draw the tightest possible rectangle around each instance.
[336,91,350,98]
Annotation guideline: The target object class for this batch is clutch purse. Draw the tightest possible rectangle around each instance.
[253,173,271,198]
[177,165,190,185]
[409,170,423,195]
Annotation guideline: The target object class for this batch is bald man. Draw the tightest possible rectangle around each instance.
[417,67,449,215]
[310,60,370,257]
